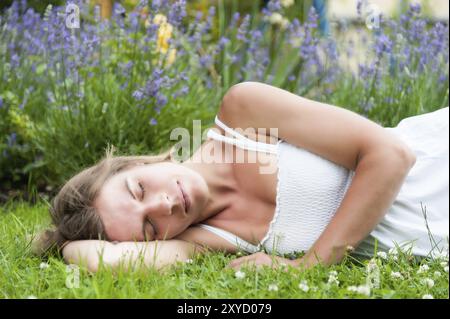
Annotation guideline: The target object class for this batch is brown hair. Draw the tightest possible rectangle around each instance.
[32,144,175,257]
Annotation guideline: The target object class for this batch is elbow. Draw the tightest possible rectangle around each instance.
[390,143,417,170]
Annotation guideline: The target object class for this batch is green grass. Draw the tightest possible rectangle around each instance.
[0,201,448,299]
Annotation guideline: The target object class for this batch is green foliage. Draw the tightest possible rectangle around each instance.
[0,201,448,298]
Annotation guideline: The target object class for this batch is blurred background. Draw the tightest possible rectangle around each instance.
[0,0,448,204]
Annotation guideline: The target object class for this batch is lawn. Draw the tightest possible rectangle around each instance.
[0,201,448,299]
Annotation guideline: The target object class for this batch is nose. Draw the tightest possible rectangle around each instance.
[142,192,173,218]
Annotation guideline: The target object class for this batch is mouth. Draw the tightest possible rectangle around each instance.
[177,180,190,214]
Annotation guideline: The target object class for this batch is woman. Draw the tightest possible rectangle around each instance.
[33,82,449,272]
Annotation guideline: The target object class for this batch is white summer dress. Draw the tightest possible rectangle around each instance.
[198,107,449,258]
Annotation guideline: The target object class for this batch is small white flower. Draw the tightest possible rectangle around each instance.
[434,271,442,278]
[347,285,371,296]
[327,275,339,286]
[39,262,49,270]
[418,264,430,274]
[235,270,246,279]
[389,247,398,255]
[329,270,338,277]
[421,278,435,288]
[377,251,388,260]
[367,259,379,272]
[440,261,448,268]
[280,0,295,8]
[27,295,38,299]
[444,266,449,273]
[431,250,449,261]
[391,271,404,280]
[298,280,310,292]
[268,283,279,292]
[184,258,193,264]
[357,285,371,296]
[422,294,434,299]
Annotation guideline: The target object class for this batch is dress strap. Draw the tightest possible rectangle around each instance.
[197,224,261,254]
[207,115,278,155]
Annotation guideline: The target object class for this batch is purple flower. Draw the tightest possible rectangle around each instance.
[236,14,250,43]
[132,90,144,101]
[7,133,17,147]
[199,54,213,68]
[0,97,3,109]
[149,118,157,126]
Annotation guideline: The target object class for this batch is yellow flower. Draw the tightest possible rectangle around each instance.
[153,13,167,25]
[165,48,177,67]
[156,22,173,54]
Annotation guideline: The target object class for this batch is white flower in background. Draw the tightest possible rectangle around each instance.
[376,251,388,260]
[184,259,193,264]
[391,271,404,280]
[389,247,399,256]
[367,259,379,272]
[329,270,338,277]
[347,285,371,296]
[268,12,283,25]
[280,18,290,31]
[281,0,295,8]
[27,295,38,299]
[421,278,435,288]
[444,266,449,273]
[235,270,246,279]
[298,280,310,292]
[431,250,448,261]
[346,245,355,253]
[440,261,448,268]
[327,272,340,286]
[433,271,441,278]
[417,264,429,274]
[422,294,434,299]
[39,262,49,270]
[268,283,279,291]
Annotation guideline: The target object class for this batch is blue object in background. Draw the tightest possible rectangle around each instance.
[313,0,330,37]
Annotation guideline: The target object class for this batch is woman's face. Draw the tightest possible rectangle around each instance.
[94,161,209,242]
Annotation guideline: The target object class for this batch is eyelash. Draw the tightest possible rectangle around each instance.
[138,182,145,200]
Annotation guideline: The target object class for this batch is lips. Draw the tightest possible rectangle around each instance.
[177,180,190,214]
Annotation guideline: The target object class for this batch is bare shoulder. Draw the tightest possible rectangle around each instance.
[217,81,416,171]
[174,226,239,254]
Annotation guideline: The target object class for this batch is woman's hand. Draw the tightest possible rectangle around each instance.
[226,252,299,271]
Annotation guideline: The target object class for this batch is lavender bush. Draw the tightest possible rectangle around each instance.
[0,0,448,200]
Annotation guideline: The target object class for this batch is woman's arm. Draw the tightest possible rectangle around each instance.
[62,239,205,272]
[220,82,417,268]
[297,150,415,268]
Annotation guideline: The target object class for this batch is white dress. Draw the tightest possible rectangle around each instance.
[199,107,449,258]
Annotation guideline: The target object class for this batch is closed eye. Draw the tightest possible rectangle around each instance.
[138,182,145,200]
[143,218,156,241]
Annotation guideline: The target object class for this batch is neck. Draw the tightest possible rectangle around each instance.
[180,142,237,224]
